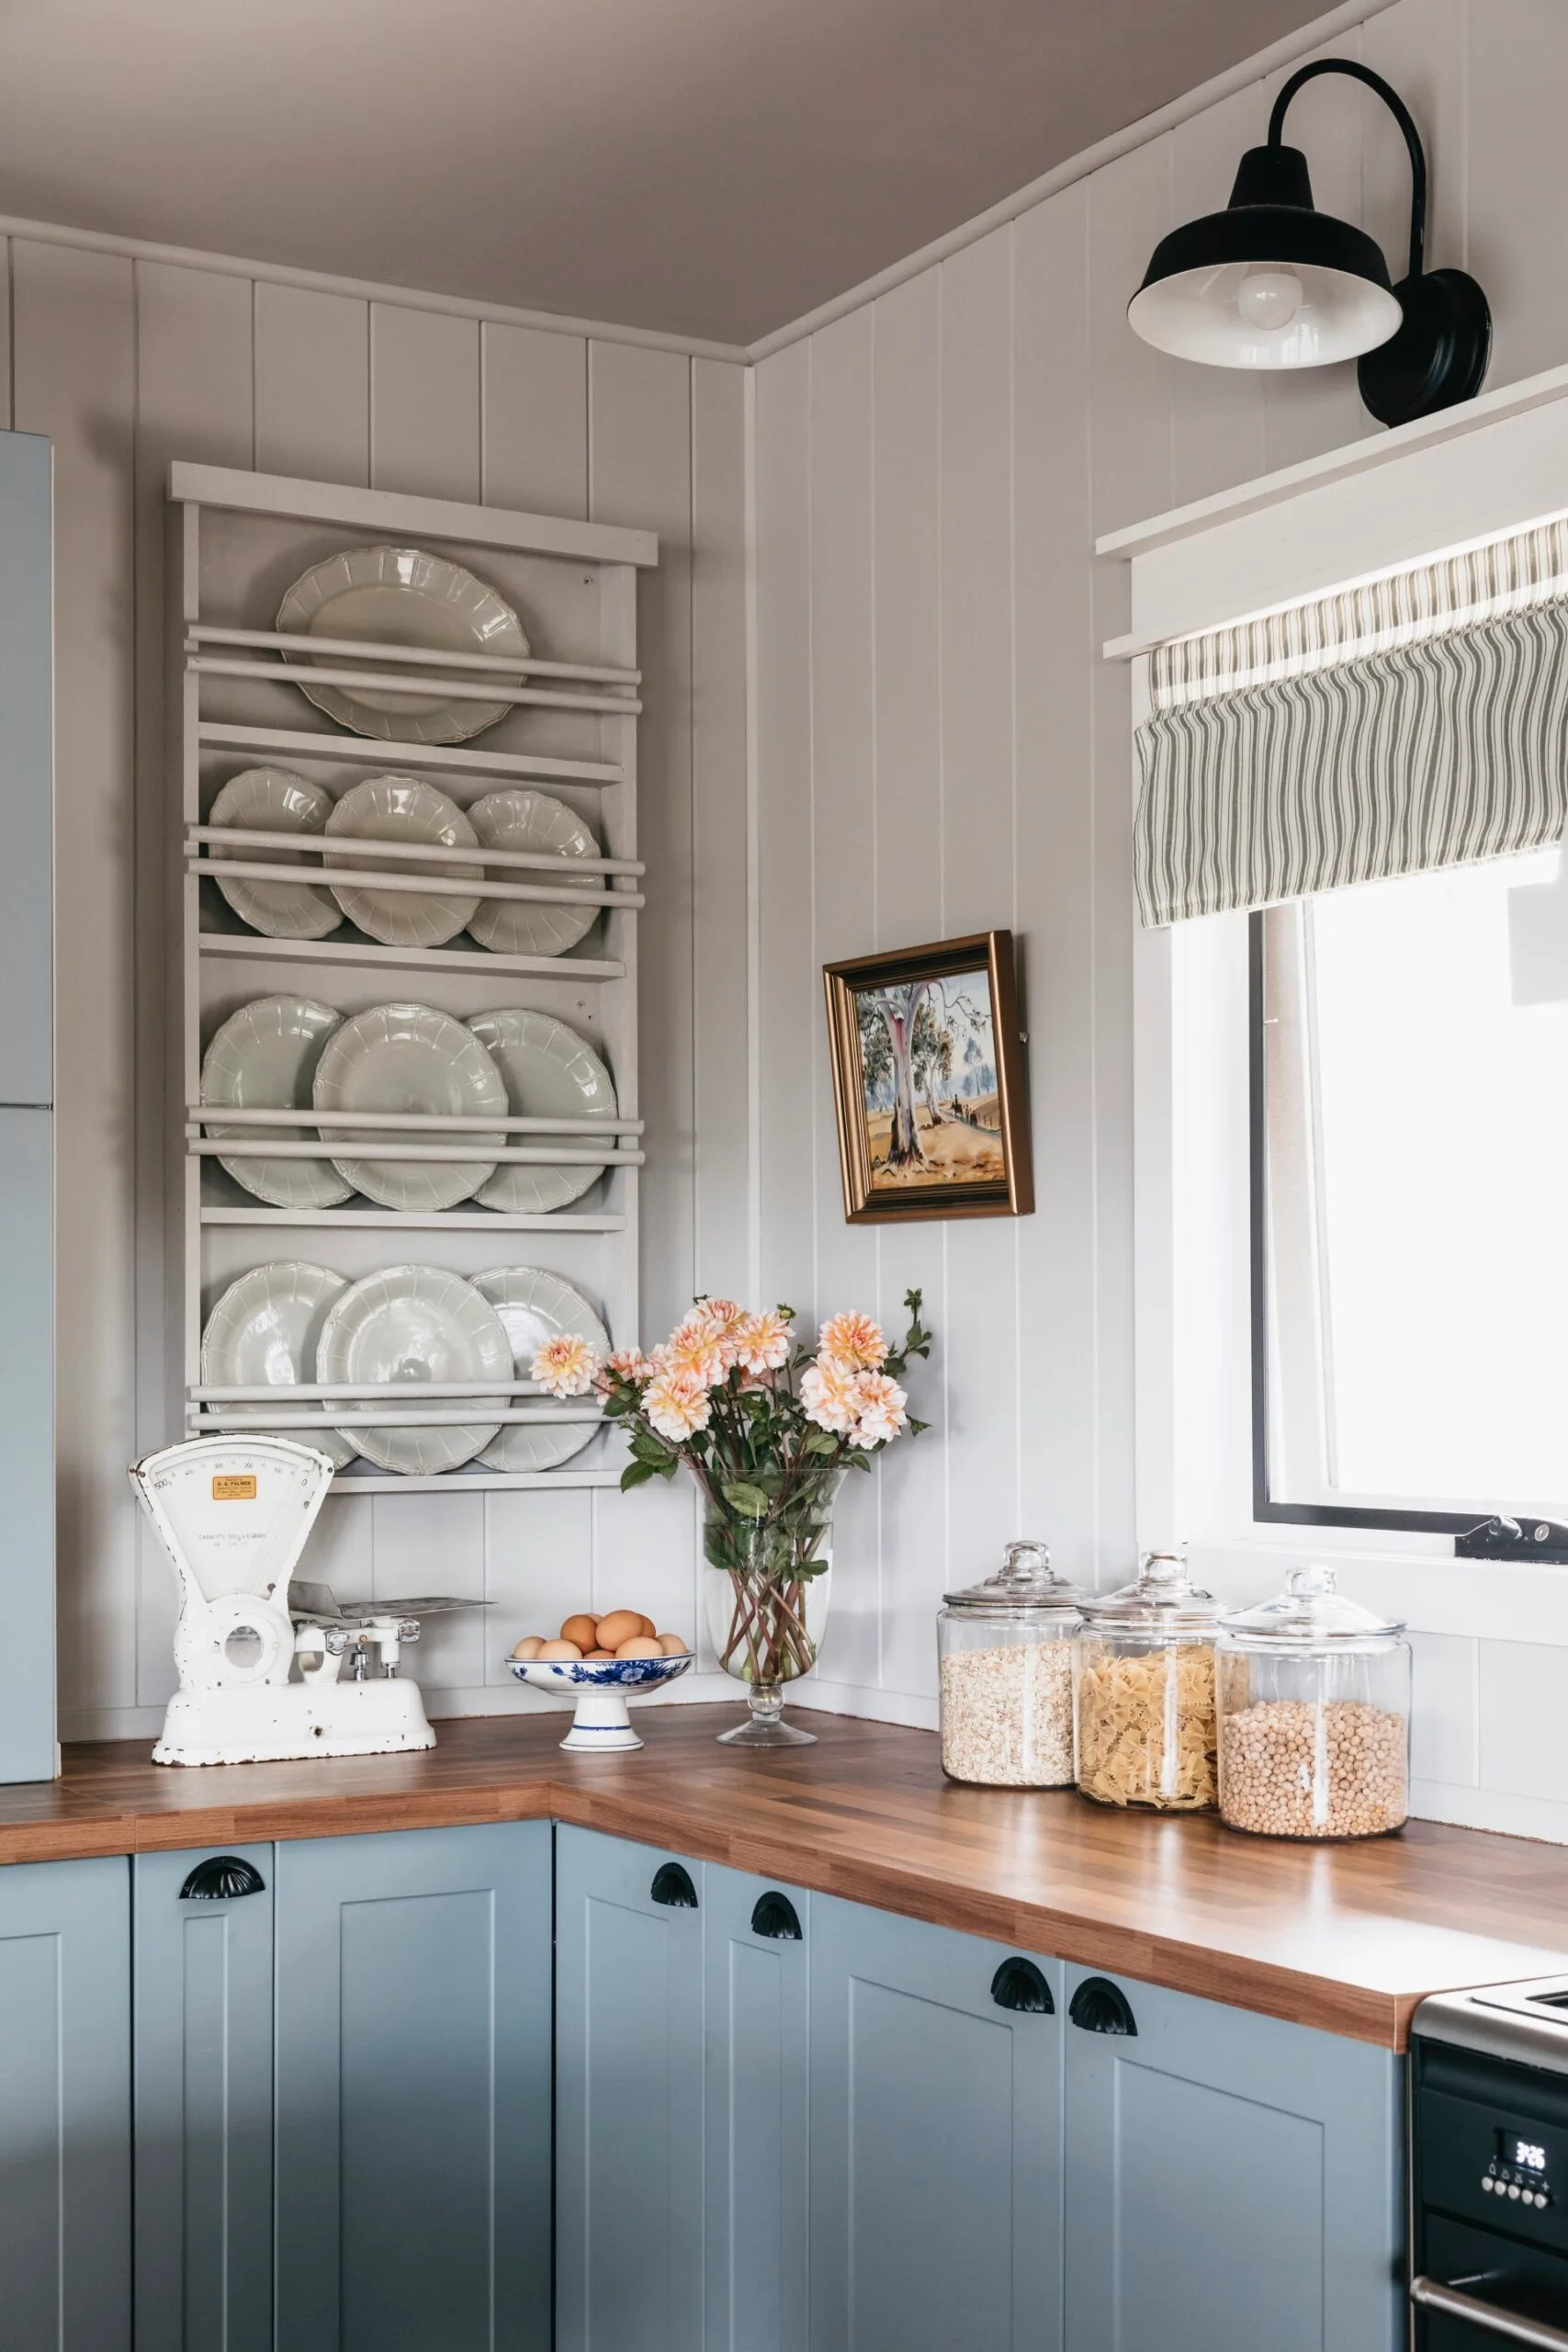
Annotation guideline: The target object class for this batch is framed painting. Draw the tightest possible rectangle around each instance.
[822,930,1032,1223]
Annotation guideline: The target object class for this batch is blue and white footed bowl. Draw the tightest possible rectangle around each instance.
[505,1650,692,1753]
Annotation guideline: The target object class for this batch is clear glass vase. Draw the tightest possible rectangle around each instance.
[701,1469,841,1747]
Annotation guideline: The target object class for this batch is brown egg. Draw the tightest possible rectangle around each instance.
[537,1638,583,1661]
[594,1609,645,1652]
[582,1648,617,1660]
[657,1633,689,1657]
[615,1635,664,1659]
[511,1634,545,1660]
[559,1612,600,1651]
[637,1614,658,1638]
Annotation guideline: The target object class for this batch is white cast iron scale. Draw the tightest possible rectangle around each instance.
[131,1433,468,1766]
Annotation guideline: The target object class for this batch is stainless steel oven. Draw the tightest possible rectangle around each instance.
[1411,1978,1568,2347]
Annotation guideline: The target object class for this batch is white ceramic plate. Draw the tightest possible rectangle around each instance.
[200,1261,355,1469]
[473,1268,610,1473]
[313,1001,507,1212]
[468,789,600,958]
[276,544,528,744]
[323,775,484,948]
[316,1263,513,1475]
[201,996,354,1210]
[466,1010,617,1215]
[208,768,341,940]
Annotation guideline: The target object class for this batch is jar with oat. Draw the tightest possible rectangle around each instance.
[937,1540,1087,1787]
[1216,1566,1409,1840]
[1075,1553,1220,1811]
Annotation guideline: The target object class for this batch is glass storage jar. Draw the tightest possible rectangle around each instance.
[1075,1552,1220,1811]
[937,1540,1087,1786]
[1216,1566,1410,1839]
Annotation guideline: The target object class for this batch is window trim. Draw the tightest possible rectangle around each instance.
[1246,910,1480,1539]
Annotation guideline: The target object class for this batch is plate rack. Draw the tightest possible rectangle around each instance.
[170,463,657,1494]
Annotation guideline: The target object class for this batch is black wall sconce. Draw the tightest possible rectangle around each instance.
[1128,58,1490,427]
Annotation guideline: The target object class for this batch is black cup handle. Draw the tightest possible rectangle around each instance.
[650,1861,699,1909]
[1068,1976,1137,2036]
[750,1891,803,1941]
[179,1855,265,1902]
[990,1956,1054,2013]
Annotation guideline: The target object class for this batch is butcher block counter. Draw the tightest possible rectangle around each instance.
[7,1703,1568,2048]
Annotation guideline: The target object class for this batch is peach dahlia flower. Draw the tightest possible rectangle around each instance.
[801,1356,860,1435]
[532,1335,600,1398]
[818,1311,887,1372]
[644,1366,714,1442]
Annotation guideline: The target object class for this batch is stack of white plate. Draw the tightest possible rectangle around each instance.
[199,995,618,1215]
[201,1262,610,1476]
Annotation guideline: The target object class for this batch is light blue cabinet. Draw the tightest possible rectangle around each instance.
[0,1855,130,2351]
[0,1105,53,1782]
[0,429,51,1105]
[1063,1965,1404,2352]
[809,1894,1064,2352]
[133,1846,275,2352]
[703,1865,809,2352]
[273,1821,551,2352]
[556,1825,706,2352]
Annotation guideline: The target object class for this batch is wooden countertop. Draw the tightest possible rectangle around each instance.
[8,1704,1568,2048]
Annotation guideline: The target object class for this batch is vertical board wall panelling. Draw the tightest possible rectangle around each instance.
[752,340,817,1319]
[1009,184,1100,1591]
[480,322,589,519]
[869,268,951,1699]
[1086,139,1176,1581]
[253,282,369,485]
[690,356,751,1305]
[14,239,139,1720]
[586,339,701,1653]
[130,259,254,1708]
[369,304,480,502]
[936,230,1023,1603]
[805,308,882,1695]
[1466,0,1568,390]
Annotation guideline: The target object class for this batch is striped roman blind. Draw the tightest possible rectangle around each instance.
[1134,514,1568,927]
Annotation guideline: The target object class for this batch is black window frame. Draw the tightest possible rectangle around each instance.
[1248,909,1477,1537]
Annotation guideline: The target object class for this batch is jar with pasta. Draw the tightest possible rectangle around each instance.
[937,1539,1087,1788]
[1075,1553,1219,1811]
[1216,1566,1410,1840]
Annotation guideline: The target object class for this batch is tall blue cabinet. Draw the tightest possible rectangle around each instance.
[0,430,54,1783]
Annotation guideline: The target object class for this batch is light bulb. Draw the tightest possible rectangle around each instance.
[1235,267,1303,330]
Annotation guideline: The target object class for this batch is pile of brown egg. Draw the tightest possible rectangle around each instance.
[512,1609,689,1663]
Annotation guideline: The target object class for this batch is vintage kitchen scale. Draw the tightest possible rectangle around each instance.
[130,1434,479,1766]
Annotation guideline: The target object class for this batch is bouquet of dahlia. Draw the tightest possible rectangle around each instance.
[531,1292,931,1720]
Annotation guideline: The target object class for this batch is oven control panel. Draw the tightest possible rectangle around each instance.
[1484,2130,1555,2210]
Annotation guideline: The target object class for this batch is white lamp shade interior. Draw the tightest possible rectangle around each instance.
[1129,260,1402,368]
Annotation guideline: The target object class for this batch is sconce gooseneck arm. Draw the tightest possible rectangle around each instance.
[1267,58,1427,284]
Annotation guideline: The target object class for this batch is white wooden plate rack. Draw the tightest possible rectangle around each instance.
[170,463,657,1493]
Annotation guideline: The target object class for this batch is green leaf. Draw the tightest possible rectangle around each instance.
[803,1430,840,1456]
[619,1460,658,1491]
[721,1481,771,1519]
[908,1416,930,1436]
[629,1430,676,1467]
[846,1448,873,1471]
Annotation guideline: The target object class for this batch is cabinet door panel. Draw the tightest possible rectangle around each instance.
[275,1821,550,2352]
[133,1845,274,2352]
[0,1104,53,1781]
[809,1896,1063,2352]
[1064,1968,1402,2352]
[0,1855,130,2350]
[556,1826,705,2352]
[704,1865,808,2352]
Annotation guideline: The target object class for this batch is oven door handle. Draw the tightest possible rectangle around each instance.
[1412,2274,1568,2348]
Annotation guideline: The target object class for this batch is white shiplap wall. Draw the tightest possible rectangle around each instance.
[751,0,1568,1837]
[26,237,749,1738]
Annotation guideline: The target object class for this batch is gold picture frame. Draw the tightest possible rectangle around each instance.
[822,930,1032,1223]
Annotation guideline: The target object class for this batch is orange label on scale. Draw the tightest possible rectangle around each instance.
[211,1475,257,1501]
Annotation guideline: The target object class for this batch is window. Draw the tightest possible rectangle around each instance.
[1253,847,1568,1530]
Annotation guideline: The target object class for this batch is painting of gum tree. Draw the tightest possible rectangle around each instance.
[823,931,1033,1223]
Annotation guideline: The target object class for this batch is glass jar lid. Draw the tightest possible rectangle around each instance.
[1219,1563,1405,1645]
[1083,1550,1221,1632]
[942,1538,1088,1616]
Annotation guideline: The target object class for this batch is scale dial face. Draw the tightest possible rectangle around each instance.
[132,1436,336,1607]
[173,1591,297,1691]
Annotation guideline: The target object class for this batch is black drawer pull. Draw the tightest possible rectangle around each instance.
[650,1861,698,1909]
[1412,2274,1568,2347]
[750,1891,802,1941]
[1068,1976,1137,2036]
[991,1956,1053,2014]
[179,1855,265,1903]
